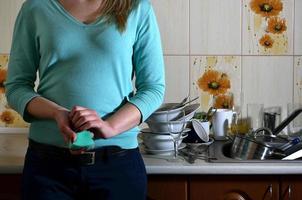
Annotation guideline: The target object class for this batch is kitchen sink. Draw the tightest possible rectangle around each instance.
[207,140,302,163]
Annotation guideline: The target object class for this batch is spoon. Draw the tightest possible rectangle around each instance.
[170,95,190,110]
[172,96,199,110]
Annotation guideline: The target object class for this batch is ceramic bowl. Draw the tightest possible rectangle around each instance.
[146,103,185,122]
[141,132,188,150]
[146,120,188,133]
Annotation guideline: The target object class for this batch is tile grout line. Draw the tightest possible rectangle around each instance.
[188,0,191,101]
[293,0,296,104]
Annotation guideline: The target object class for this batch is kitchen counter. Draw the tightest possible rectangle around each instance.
[1,133,302,175]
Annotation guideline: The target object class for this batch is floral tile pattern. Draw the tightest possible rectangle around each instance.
[242,0,294,55]
[0,54,28,128]
[190,56,241,112]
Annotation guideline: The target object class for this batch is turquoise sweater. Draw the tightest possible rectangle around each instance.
[5,0,165,149]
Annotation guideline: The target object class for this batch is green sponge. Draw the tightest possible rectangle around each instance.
[70,130,95,150]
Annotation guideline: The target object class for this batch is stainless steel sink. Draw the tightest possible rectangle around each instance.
[207,140,302,163]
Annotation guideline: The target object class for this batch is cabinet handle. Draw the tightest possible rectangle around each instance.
[288,185,292,200]
[264,184,273,200]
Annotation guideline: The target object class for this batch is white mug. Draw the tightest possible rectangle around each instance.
[212,109,235,140]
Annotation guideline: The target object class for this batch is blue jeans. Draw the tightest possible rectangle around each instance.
[22,146,147,200]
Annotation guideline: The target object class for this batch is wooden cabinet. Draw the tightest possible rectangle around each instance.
[280,176,302,200]
[0,174,21,200]
[189,176,279,200]
[147,175,188,200]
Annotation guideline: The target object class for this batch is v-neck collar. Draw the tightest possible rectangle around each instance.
[51,0,104,27]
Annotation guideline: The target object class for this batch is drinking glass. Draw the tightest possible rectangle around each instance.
[247,103,264,132]
[166,109,186,162]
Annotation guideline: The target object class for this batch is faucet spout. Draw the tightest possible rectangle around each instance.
[273,108,302,135]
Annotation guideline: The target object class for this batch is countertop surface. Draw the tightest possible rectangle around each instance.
[1,133,302,175]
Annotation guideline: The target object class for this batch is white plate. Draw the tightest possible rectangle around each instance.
[141,128,191,135]
[186,138,214,147]
[144,143,186,155]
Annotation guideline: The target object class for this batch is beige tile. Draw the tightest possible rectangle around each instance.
[190,56,241,112]
[164,56,190,103]
[242,56,293,119]
[294,56,302,103]
[0,0,24,53]
[151,0,189,55]
[295,0,302,55]
[190,0,241,55]
[242,0,294,55]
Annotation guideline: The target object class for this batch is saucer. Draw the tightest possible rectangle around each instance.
[141,128,191,135]
[185,138,214,147]
[144,143,186,155]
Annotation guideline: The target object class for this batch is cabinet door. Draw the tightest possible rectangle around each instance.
[147,175,188,200]
[189,175,279,200]
[280,176,302,200]
[0,174,21,200]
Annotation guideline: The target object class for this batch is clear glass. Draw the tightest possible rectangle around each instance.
[247,103,264,132]
[166,109,186,162]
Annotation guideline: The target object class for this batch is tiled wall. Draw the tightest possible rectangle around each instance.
[0,0,301,121]
[151,0,301,120]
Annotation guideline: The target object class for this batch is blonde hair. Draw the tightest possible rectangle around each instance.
[101,0,139,32]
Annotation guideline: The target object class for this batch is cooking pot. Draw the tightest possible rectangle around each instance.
[230,129,285,160]
[230,108,302,160]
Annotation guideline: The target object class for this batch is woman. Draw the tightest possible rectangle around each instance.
[5,0,165,199]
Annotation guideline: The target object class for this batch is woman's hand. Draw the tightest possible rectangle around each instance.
[69,106,117,139]
[53,108,77,143]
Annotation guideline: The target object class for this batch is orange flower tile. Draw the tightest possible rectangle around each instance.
[259,34,274,48]
[250,0,283,17]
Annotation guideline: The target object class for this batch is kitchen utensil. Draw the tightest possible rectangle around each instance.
[230,128,289,160]
[205,107,217,121]
[170,95,190,109]
[287,103,302,135]
[273,108,302,135]
[171,96,199,110]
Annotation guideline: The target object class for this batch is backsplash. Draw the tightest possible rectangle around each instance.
[0,0,301,125]
[150,0,302,121]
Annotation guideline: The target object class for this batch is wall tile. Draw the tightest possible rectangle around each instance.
[242,0,294,55]
[295,0,302,54]
[164,56,190,103]
[151,0,189,55]
[0,0,24,53]
[190,56,241,112]
[294,56,302,103]
[190,0,241,55]
[242,56,293,119]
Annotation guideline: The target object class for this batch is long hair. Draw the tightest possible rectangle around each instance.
[101,0,139,32]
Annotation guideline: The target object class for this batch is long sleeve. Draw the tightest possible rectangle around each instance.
[129,5,165,122]
[5,3,40,122]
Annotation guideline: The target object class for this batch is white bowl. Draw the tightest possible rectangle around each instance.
[146,120,188,133]
[141,132,188,150]
[177,103,200,121]
[146,103,185,122]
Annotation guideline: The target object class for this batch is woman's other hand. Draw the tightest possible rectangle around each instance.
[53,108,77,143]
[69,106,116,139]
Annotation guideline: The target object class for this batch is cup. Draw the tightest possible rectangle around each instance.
[287,103,302,135]
[247,103,264,131]
[263,106,281,132]
[212,109,235,140]
[184,120,210,143]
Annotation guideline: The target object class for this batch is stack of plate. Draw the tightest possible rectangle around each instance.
[140,103,200,155]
